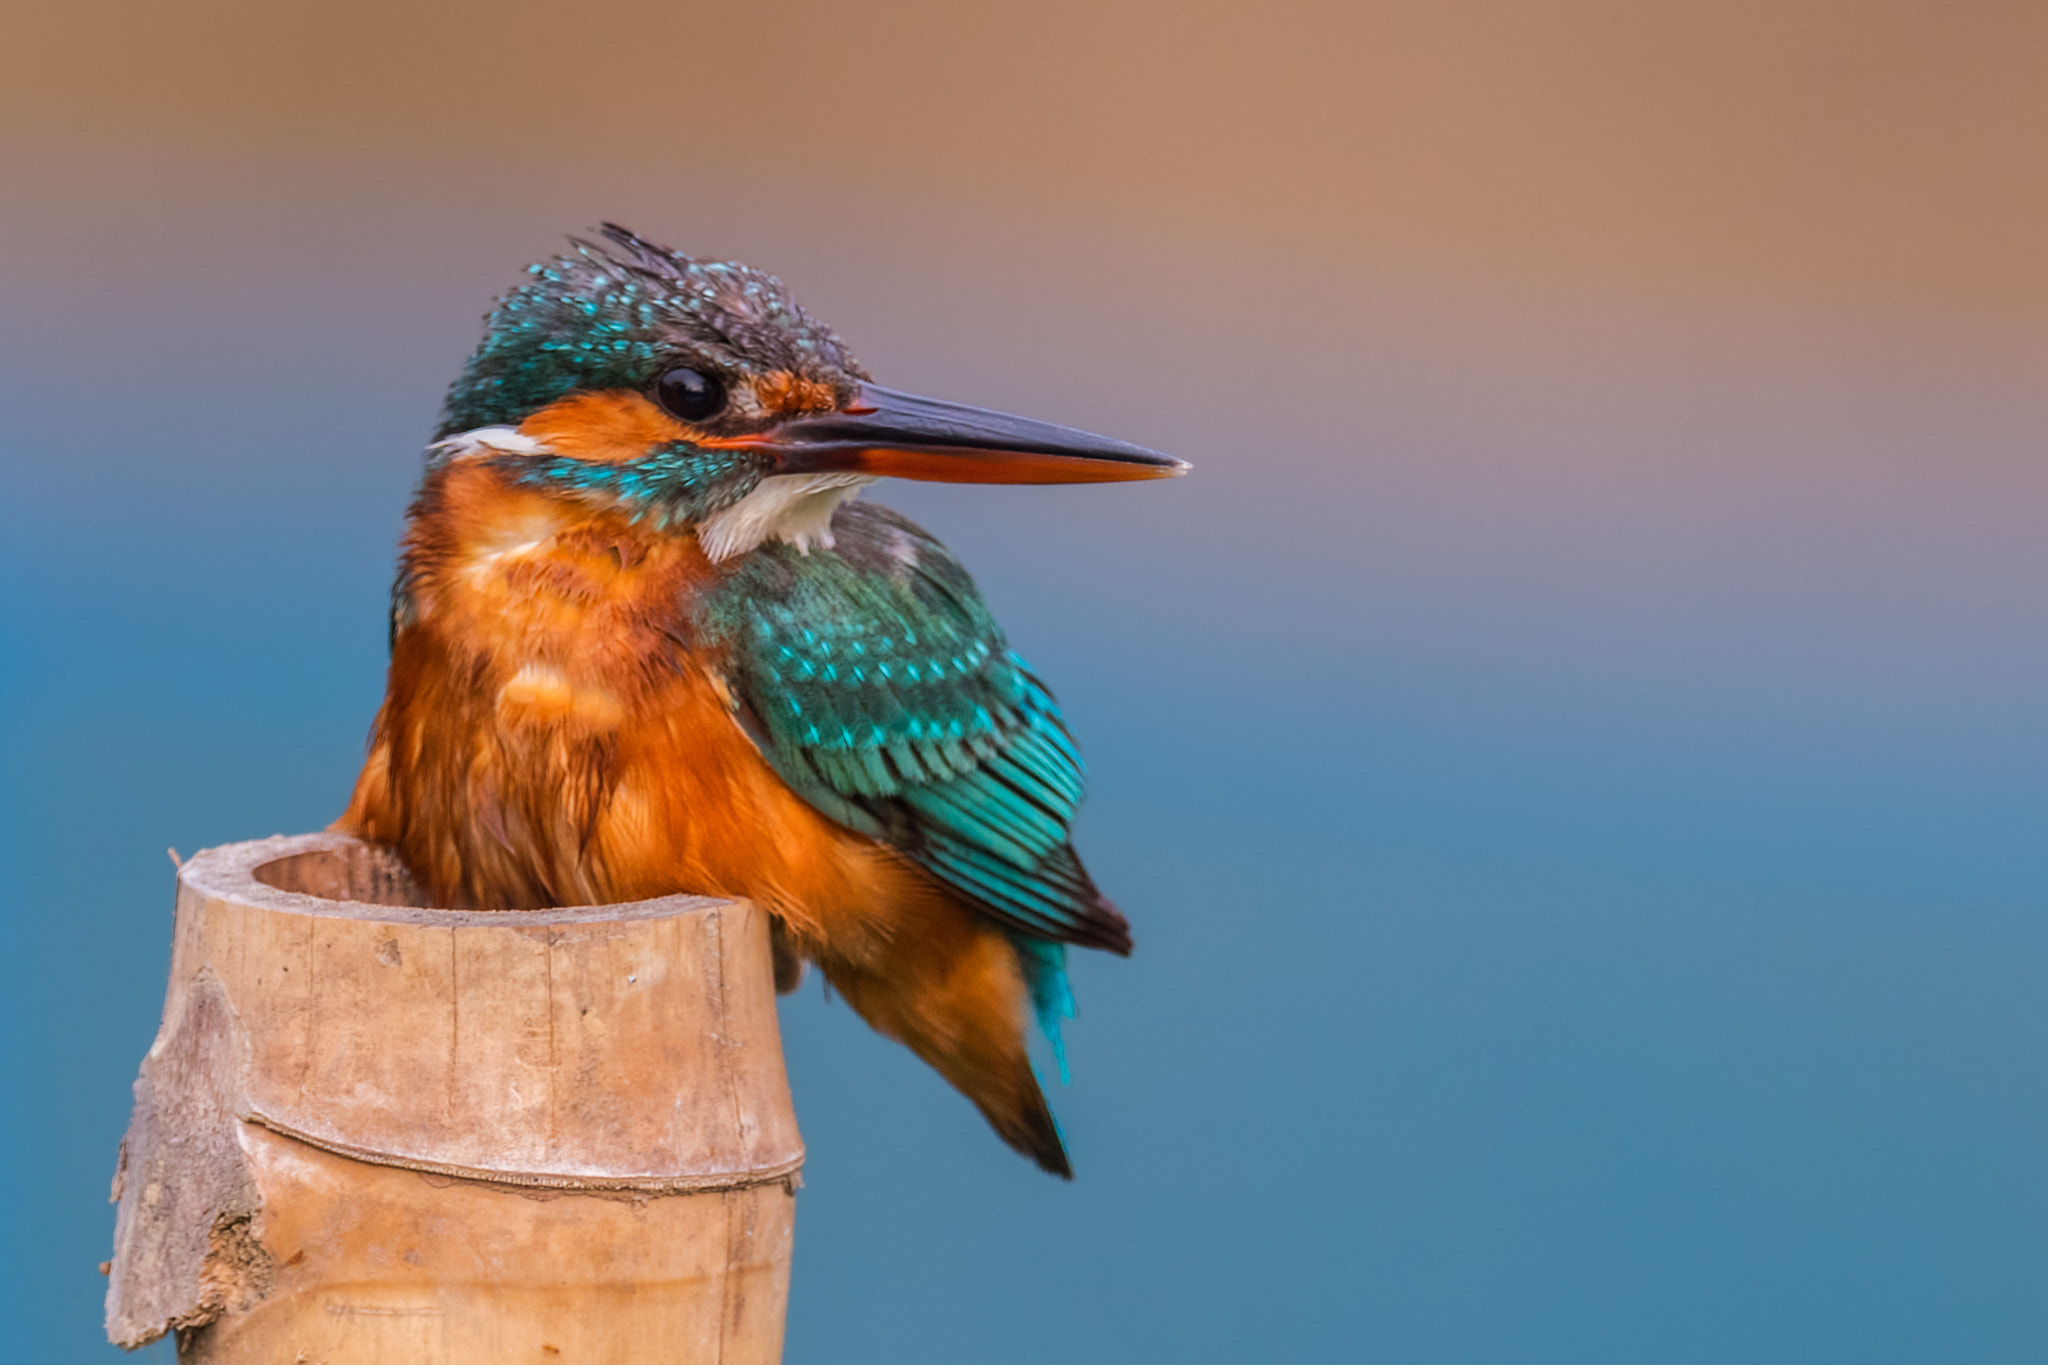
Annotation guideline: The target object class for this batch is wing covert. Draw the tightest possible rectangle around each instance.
[696,502,1130,954]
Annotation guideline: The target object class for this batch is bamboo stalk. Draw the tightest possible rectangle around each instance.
[105,832,803,1361]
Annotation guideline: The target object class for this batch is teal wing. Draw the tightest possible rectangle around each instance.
[695,501,1131,956]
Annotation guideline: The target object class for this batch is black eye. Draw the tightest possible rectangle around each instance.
[653,365,726,423]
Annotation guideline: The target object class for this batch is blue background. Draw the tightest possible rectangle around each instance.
[6,3,2048,1360]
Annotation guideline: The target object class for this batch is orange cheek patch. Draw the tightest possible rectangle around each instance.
[518,390,692,463]
[754,371,841,415]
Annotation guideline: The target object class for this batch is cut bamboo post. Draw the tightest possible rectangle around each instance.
[105,832,803,1361]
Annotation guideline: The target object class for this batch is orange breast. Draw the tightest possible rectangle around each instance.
[336,461,917,960]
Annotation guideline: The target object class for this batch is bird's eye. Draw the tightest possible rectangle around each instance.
[653,365,726,423]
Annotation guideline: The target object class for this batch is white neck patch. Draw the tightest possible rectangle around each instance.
[698,473,876,562]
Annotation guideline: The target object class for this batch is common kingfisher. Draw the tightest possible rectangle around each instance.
[337,226,1186,1176]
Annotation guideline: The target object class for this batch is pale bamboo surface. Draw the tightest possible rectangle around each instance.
[106,832,803,1362]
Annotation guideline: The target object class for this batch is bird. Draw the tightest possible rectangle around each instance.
[337,225,1186,1176]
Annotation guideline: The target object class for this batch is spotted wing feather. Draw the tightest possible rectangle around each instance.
[696,501,1131,955]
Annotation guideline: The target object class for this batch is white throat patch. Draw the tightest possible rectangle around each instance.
[697,473,877,562]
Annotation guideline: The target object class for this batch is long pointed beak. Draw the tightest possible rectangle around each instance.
[721,383,1188,485]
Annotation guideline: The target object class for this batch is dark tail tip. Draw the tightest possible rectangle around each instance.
[1025,1117,1075,1180]
[985,1080,1074,1179]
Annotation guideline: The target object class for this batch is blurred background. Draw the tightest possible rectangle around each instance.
[5,1,2047,1359]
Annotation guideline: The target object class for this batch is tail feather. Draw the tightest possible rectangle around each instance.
[997,1078,1073,1179]
[819,900,1074,1177]
[1012,934,1076,1085]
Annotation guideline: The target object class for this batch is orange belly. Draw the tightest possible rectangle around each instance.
[336,461,950,960]
[339,603,905,960]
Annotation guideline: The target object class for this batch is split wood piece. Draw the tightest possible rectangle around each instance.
[105,832,803,1362]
